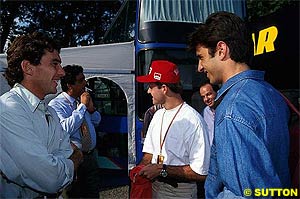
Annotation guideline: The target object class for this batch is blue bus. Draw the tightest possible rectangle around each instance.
[93,0,246,174]
[131,0,246,163]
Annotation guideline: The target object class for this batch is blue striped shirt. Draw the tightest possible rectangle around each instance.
[0,84,74,198]
[48,92,101,151]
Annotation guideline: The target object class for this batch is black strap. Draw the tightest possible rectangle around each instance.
[212,90,229,110]
[0,171,61,197]
[157,176,178,188]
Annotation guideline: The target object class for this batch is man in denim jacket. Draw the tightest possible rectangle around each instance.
[188,12,290,198]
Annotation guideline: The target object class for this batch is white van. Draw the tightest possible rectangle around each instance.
[0,42,138,174]
[0,54,10,95]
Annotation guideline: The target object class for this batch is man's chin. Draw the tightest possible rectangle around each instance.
[49,88,57,95]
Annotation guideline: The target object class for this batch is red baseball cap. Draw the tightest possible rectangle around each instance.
[136,60,180,83]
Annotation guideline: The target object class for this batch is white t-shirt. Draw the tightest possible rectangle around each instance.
[143,102,210,175]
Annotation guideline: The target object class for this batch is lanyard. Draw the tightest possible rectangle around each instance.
[159,103,184,154]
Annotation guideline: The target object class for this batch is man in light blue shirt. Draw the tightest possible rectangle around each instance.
[189,12,290,198]
[199,81,218,146]
[0,32,83,198]
[49,64,101,198]
[198,81,218,198]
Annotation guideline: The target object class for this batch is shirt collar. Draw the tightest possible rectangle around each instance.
[13,83,42,113]
[212,70,265,110]
[215,70,265,102]
[62,92,77,105]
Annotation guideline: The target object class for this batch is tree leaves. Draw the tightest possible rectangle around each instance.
[0,0,122,52]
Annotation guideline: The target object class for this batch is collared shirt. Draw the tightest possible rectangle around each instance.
[48,92,101,151]
[0,84,74,198]
[205,70,290,198]
[202,106,215,146]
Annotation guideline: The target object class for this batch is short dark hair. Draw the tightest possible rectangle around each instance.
[188,11,252,65]
[199,77,219,93]
[5,31,61,87]
[61,64,83,92]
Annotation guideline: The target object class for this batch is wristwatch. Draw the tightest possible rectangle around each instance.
[160,164,168,178]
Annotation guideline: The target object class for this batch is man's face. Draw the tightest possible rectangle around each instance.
[200,84,216,107]
[30,50,65,99]
[195,44,220,85]
[147,83,166,105]
[69,73,87,98]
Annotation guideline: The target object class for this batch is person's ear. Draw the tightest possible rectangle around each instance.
[161,84,168,93]
[67,83,74,92]
[21,60,34,75]
[216,41,228,59]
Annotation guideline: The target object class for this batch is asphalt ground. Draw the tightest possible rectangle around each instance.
[99,185,129,199]
[99,169,130,199]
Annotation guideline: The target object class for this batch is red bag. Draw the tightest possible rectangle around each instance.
[129,165,152,199]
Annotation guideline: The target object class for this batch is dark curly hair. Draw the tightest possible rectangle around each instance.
[60,64,84,92]
[5,31,61,87]
[188,11,253,65]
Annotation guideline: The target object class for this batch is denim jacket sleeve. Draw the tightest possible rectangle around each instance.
[212,117,283,198]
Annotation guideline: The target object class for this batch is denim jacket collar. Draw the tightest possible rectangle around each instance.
[215,70,265,102]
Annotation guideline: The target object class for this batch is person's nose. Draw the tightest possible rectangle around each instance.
[197,61,204,72]
[204,96,209,103]
[57,64,65,77]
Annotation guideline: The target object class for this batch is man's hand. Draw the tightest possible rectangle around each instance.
[80,92,90,107]
[69,143,83,171]
[139,164,162,181]
[80,92,95,113]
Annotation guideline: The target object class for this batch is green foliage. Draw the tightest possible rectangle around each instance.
[0,0,297,53]
[247,0,295,21]
[0,0,122,53]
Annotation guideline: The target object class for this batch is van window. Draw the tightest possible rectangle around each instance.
[88,77,127,116]
[87,76,128,171]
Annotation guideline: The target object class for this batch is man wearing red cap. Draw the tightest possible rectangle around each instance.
[136,60,211,198]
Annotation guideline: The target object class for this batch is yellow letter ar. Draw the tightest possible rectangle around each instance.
[252,26,278,56]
